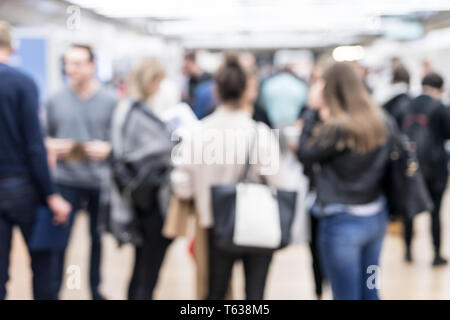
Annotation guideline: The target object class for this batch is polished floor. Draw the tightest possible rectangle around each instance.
[6,189,450,300]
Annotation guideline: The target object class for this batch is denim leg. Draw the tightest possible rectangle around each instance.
[318,214,364,300]
[361,212,387,300]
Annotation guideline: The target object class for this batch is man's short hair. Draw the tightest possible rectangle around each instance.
[0,20,12,50]
[392,65,410,85]
[70,44,95,62]
[184,51,196,62]
[422,72,444,90]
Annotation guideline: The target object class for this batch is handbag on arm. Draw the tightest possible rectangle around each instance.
[211,126,297,254]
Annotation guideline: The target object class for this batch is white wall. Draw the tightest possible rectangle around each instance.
[11,10,184,96]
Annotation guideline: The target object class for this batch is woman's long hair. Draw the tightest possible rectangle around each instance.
[314,62,387,154]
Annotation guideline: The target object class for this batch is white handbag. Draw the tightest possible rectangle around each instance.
[211,125,297,253]
[233,182,282,249]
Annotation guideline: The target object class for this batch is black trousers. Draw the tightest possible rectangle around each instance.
[207,230,273,300]
[128,207,172,300]
[54,184,102,298]
[0,176,57,300]
[404,190,443,254]
[309,214,325,297]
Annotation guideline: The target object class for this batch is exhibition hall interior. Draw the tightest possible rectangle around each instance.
[1,0,450,300]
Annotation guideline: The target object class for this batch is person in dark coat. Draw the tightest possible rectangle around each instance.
[401,72,450,266]
[382,64,411,127]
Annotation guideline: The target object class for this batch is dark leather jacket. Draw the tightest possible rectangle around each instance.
[297,108,392,206]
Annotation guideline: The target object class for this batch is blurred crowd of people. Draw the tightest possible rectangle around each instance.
[1,19,450,300]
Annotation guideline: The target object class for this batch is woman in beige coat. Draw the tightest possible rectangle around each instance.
[171,53,285,300]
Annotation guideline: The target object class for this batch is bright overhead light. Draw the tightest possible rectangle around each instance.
[65,0,450,18]
[63,0,450,48]
[332,45,365,61]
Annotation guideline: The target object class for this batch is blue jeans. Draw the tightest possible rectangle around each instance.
[53,183,102,299]
[0,175,58,300]
[318,210,387,300]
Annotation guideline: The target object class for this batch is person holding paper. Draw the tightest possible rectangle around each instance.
[45,44,117,300]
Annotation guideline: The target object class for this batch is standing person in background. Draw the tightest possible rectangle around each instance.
[422,59,434,77]
[401,72,450,266]
[182,51,215,119]
[391,57,404,70]
[246,71,273,128]
[382,64,411,127]
[45,44,117,300]
[297,62,391,300]
[352,61,373,94]
[118,57,173,300]
[238,53,273,128]
[172,53,285,300]
[259,64,308,128]
[298,55,334,300]
[0,21,71,300]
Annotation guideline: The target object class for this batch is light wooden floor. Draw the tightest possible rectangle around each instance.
[5,189,450,300]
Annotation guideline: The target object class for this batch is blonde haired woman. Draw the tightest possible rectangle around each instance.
[128,57,165,101]
[108,57,172,300]
[297,62,391,300]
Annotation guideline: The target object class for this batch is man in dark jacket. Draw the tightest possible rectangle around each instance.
[382,64,411,127]
[0,21,71,299]
[401,72,450,266]
[182,51,213,118]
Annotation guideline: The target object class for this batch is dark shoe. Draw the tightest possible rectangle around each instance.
[405,250,413,263]
[432,255,448,267]
[92,292,107,300]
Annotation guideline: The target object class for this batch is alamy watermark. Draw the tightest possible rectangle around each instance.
[66,265,81,290]
[171,127,281,176]
[66,5,81,30]
[366,265,382,290]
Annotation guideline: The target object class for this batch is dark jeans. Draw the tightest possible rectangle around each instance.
[404,190,443,255]
[0,175,57,300]
[207,230,273,300]
[128,206,172,300]
[309,213,324,298]
[54,183,102,298]
[318,210,387,300]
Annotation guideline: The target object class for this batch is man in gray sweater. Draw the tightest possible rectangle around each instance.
[45,44,117,300]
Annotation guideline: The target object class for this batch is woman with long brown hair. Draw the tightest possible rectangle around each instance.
[297,62,391,300]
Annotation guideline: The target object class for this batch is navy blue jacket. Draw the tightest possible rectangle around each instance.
[0,62,54,201]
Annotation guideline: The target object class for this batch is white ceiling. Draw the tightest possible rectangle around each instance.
[65,0,450,49]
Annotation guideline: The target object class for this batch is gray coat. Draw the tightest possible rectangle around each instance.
[101,99,174,245]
